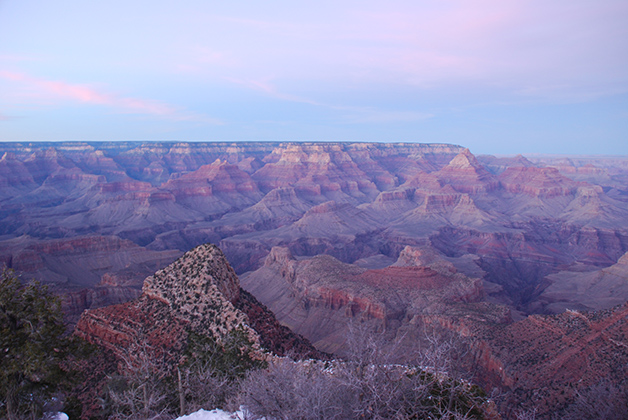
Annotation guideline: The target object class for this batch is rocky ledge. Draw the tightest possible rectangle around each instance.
[75,243,321,368]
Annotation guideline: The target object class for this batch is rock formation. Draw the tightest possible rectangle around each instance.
[1,141,627,330]
[241,245,509,354]
[2,141,628,418]
[242,244,628,418]
[482,303,628,417]
[533,251,628,313]
[75,243,321,366]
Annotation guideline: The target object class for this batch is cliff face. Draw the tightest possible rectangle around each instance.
[3,141,628,417]
[2,142,627,368]
[2,141,627,320]
[241,245,506,354]
[499,166,582,198]
[75,243,321,366]
[481,303,628,417]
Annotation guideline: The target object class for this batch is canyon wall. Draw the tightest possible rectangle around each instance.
[2,141,628,321]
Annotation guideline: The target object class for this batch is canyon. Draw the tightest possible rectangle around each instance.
[1,141,628,417]
[1,142,627,317]
[75,243,321,364]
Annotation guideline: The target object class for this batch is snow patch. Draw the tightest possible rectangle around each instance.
[175,408,246,420]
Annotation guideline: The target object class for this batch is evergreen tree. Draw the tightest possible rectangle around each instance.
[0,269,70,420]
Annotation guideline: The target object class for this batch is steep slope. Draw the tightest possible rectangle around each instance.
[535,251,628,313]
[240,245,509,354]
[435,148,499,194]
[482,303,628,417]
[75,244,321,367]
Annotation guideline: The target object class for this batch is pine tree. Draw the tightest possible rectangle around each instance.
[0,268,70,420]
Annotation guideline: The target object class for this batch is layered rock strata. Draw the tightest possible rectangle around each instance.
[75,244,322,368]
[241,245,509,354]
[2,141,627,320]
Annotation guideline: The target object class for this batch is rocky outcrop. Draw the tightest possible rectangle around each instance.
[75,243,320,366]
[241,246,498,354]
[76,244,253,363]
[499,167,582,198]
[75,295,191,370]
[435,149,499,194]
[393,245,458,274]
[482,303,628,418]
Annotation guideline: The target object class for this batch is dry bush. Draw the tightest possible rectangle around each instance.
[237,324,490,420]
[104,340,173,420]
[562,379,628,420]
[238,358,352,420]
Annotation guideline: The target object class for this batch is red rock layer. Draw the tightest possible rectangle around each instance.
[75,243,321,370]
[435,149,499,194]
[499,166,582,198]
[482,303,628,417]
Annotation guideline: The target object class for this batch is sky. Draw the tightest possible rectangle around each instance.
[0,0,627,155]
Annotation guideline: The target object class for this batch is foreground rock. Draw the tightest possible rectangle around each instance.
[76,243,322,367]
[483,303,628,417]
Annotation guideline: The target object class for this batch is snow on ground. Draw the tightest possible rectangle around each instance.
[175,408,248,420]
[47,414,69,420]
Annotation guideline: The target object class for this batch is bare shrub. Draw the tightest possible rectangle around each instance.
[177,330,263,414]
[237,324,490,420]
[514,407,537,420]
[562,379,628,420]
[103,327,265,419]
[103,339,173,420]
[238,357,351,420]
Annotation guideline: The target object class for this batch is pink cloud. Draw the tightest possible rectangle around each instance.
[199,1,626,100]
[0,71,221,123]
[0,54,41,63]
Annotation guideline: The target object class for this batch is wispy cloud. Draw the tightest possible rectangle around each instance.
[0,54,41,63]
[0,71,221,123]
[194,1,628,101]
[341,109,433,124]
[0,112,16,121]
[228,77,432,123]
[226,78,323,106]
